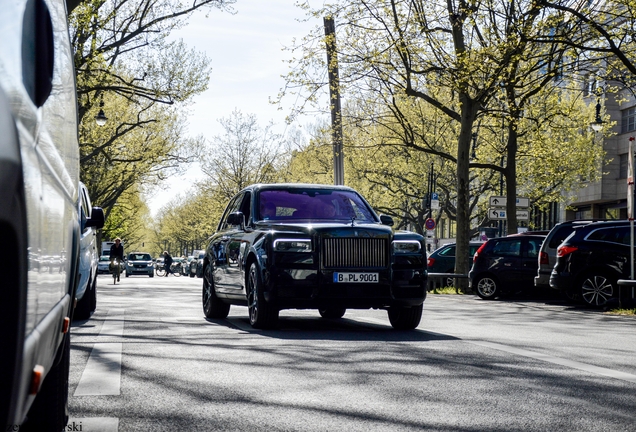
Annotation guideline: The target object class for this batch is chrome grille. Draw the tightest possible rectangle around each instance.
[322,238,388,268]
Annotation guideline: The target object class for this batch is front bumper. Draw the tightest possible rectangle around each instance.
[265,260,426,309]
[126,265,154,275]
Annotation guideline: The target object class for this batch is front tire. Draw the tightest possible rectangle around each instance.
[318,308,346,319]
[22,332,70,431]
[90,273,97,312]
[387,304,423,330]
[475,275,499,299]
[74,287,92,321]
[202,264,230,319]
[247,262,278,329]
[580,273,615,307]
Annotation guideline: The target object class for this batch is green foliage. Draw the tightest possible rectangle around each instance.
[102,186,152,251]
[69,0,234,241]
[152,185,226,257]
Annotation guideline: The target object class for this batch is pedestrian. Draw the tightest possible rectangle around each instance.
[163,251,173,277]
[109,238,124,282]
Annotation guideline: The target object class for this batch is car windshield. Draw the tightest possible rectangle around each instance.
[128,253,151,261]
[257,188,377,222]
[99,256,110,262]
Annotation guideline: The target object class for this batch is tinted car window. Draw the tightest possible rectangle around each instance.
[439,246,455,256]
[128,253,151,260]
[587,227,630,245]
[526,239,542,258]
[491,239,521,257]
[258,188,376,222]
[219,193,244,230]
[548,226,576,248]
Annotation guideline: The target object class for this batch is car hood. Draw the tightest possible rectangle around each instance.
[254,221,395,238]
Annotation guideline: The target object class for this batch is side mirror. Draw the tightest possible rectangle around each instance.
[86,207,105,229]
[380,214,394,226]
[227,212,244,227]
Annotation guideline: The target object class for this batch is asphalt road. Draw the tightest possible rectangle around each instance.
[68,274,636,431]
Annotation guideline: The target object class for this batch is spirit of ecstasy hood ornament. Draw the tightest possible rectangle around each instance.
[350,216,356,227]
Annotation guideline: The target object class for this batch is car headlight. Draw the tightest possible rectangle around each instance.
[393,240,422,254]
[273,238,312,253]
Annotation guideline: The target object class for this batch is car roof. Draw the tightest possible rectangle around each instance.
[242,183,358,194]
[573,220,630,230]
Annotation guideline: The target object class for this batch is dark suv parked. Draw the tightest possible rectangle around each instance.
[469,234,545,299]
[534,220,606,289]
[549,220,634,307]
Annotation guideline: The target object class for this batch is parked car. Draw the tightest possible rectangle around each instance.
[534,219,607,289]
[0,0,84,428]
[469,234,546,299]
[193,249,205,278]
[125,252,155,277]
[97,255,112,274]
[74,182,105,320]
[550,220,633,307]
[427,241,484,287]
[202,183,427,329]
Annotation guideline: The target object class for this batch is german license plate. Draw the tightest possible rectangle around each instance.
[333,272,378,283]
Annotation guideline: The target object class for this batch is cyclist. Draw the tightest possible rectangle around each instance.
[109,238,124,282]
[163,251,174,277]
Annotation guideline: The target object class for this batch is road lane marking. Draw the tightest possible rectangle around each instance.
[74,309,125,396]
[470,340,636,384]
[67,417,119,432]
[356,316,636,384]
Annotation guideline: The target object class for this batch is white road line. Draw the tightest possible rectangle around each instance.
[74,310,125,396]
[471,340,636,384]
[355,317,636,385]
[67,417,119,432]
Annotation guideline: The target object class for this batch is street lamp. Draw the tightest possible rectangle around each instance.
[591,89,604,132]
[95,99,108,126]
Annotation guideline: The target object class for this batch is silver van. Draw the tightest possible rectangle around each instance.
[0,0,84,428]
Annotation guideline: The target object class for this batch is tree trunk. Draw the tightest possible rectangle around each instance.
[454,95,479,293]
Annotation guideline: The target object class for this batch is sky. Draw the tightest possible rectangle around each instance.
[145,0,323,216]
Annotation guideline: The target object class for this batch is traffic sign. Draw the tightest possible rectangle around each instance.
[431,192,439,210]
[489,196,530,208]
[489,208,507,220]
[425,217,436,230]
[489,208,530,221]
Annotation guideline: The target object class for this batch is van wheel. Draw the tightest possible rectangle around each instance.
[74,285,92,321]
[22,333,70,431]
[580,273,615,307]
[475,276,499,299]
[90,273,97,311]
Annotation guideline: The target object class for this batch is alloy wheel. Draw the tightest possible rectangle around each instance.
[581,274,614,307]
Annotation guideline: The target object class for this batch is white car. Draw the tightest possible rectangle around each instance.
[97,255,111,274]
[74,182,104,320]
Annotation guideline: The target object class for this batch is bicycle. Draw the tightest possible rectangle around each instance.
[110,258,121,284]
[155,265,166,277]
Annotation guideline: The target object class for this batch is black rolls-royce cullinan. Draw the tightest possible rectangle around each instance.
[202,184,427,329]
